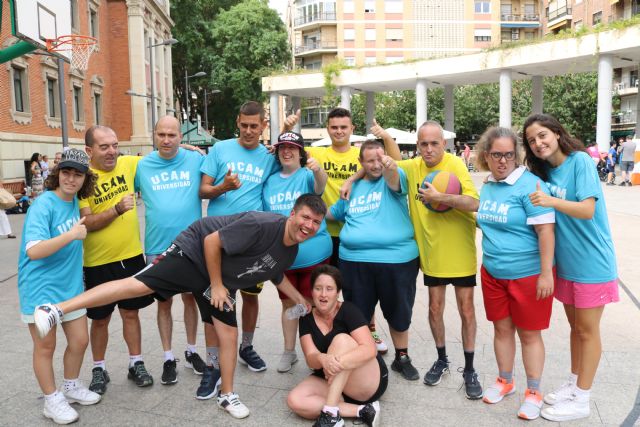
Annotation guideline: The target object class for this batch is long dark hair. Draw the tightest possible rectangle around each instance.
[522,114,585,181]
[30,152,40,163]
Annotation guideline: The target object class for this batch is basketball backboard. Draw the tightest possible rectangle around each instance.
[12,0,72,61]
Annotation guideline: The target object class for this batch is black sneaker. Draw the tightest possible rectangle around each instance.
[238,345,267,372]
[185,351,206,375]
[127,361,154,387]
[391,354,420,381]
[161,359,178,385]
[313,410,344,427]
[461,368,483,400]
[358,401,380,427]
[423,359,450,386]
[196,366,221,400]
[89,367,110,395]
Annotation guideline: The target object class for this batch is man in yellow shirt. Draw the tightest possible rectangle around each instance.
[396,121,483,400]
[80,126,154,394]
[284,107,401,354]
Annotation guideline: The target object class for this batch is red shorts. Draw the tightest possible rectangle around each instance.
[555,277,619,308]
[481,266,554,330]
[278,259,329,301]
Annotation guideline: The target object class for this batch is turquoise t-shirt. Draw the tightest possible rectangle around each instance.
[330,168,418,263]
[17,191,83,315]
[262,168,332,269]
[477,166,555,279]
[200,139,277,216]
[135,148,204,255]
[546,151,617,282]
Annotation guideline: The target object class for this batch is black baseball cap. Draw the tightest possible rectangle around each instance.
[274,131,304,149]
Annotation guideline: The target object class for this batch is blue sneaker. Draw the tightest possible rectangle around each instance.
[238,345,266,372]
[196,366,221,400]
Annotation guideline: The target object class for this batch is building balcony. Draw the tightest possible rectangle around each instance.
[546,6,572,31]
[294,40,338,56]
[613,80,639,97]
[294,12,337,30]
[501,14,540,28]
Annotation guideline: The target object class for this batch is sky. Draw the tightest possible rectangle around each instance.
[269,0,288,21]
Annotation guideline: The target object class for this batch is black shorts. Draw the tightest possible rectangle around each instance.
[423,274,476,288]
[134,244,238,327]
[311,354,388,404]
[84,254,154,320]
[340,258,418,332]
[239,283,263,296]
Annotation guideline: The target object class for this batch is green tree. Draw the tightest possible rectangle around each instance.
[171,0,290,139]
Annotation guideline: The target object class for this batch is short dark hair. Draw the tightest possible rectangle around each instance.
[327,107,351,122]
[239,101,265,120]
[45,166,97,199]
[359,139,384,159]
[293,193,327,217]
[522,113,585,181]
[310,264,343,292]
[85,125,115,147]
[275,144,308,167]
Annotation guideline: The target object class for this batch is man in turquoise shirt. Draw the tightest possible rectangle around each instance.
[135,116,210,389]
[199,101,278,373]
[328,140,420,382]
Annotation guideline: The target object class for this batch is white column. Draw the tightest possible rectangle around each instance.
[365,92,375,131]
[596,55,613,153]
[444,84,454,151]
[291,96,301,133]
[416,79,428,131]
[499,69,512,128]
[127,4,148,143]
[635,64,640,137]
[340,87,351,110]
[532,75,543,114]
[270,92,280,145]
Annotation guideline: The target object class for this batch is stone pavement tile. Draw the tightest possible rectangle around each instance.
[593,382,640,425]
[0,390,55,426]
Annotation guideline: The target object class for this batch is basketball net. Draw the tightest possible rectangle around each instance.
[46,35,97,71]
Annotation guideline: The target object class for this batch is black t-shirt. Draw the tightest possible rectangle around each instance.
[299,301,367,354]
[173,211,298,290]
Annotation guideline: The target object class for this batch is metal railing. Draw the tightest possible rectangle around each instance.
[546,6,572,21]
[294,12,337,27]
[295,40,338,54]
[501,14,540,22]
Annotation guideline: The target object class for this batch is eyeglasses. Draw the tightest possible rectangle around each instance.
[488,151,516,161]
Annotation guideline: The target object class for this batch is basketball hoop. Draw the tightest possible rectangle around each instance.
[46,35,97,71]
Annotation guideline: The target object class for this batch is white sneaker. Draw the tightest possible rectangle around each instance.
[541,396,590,422]
[543,379,575,405]
[34,303,62,338]
[43,393,79,425]
[217,392,250,419]
[63,382,101,405]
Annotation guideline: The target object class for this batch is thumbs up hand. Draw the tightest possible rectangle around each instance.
[70,217,87,240]
[528,181,554,207]
[223,168,241,191]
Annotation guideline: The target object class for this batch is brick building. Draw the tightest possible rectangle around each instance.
[0,0,175,182]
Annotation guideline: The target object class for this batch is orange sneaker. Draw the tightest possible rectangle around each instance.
[518,388,543,420]
[483,377,515,404]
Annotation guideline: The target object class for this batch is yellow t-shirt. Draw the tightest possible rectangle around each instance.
[398,153,478,277]
[79,156,143,267]
[306,146,361,236]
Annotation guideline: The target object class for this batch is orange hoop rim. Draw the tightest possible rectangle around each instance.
[46,34,97,52]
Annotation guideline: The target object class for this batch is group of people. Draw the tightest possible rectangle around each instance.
[604,134,637,186]
[17,100,618,426]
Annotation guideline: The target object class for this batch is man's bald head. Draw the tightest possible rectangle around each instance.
[155,115,183,159]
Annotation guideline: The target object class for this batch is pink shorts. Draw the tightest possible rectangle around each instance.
[555,278,620,308]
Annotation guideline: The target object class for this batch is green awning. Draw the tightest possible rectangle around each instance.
[180,122,219,146]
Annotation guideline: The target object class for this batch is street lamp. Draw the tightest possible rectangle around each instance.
[185,70,207,142]
[147,37,178,136]
[204,88,221,135]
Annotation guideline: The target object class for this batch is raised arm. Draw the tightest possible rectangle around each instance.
[306,156,328,195]
[27,218,87,260]
[370,119,401,160]
[529,181,596,219]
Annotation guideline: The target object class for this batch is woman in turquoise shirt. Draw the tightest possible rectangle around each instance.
[524,114,619,422]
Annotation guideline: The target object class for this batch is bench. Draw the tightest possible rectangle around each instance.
[1,179,27,199]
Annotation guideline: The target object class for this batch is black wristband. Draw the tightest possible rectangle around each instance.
[114,204,122,216]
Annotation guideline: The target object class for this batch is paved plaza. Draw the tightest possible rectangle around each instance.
[0,173,639,426]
